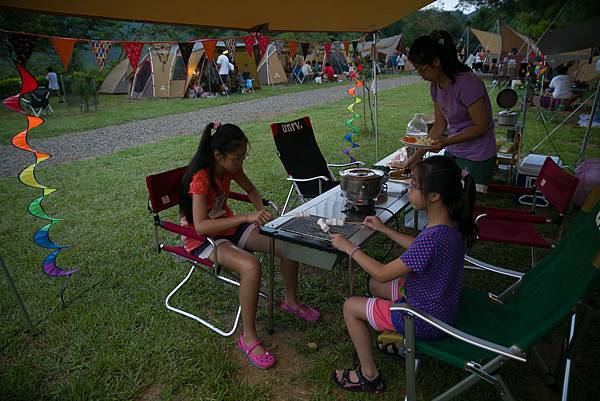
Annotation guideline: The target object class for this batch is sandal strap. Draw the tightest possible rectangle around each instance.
[245,340,263,355]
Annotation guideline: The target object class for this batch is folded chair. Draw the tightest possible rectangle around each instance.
[271,116,364,214]
[145,166,279,336]
[475,157,579,265]
[20,87,53,117]
[385,188,600,401]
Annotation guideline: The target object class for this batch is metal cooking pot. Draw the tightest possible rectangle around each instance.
[497,110,518,126]
[339,168,386,206]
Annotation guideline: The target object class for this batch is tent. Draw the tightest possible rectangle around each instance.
[358,34,403,58]
[257,44,287,86]
[470,25,539,61]
[469,28,501,58]
[537,17,600,56]
[98,58,132,94]
[130,45,203,98]
[3,0,433,32]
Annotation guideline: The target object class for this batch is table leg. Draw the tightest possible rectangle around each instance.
[269,236,275,334]
[348,256,355,297]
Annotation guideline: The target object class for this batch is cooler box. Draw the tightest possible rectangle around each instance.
[517,154,562,188]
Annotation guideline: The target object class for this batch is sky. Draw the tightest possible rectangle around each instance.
[424,0,476,13]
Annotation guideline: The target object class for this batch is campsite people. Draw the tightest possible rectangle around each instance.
[179,123,320,369]
[330,155,476,393]
[217,50,230,95]
[404,30,497,193]
[301,60,312,82]
[548,64,576,108]
[397,51,406,72]
[324,62,335,81]
[45,67,60,99]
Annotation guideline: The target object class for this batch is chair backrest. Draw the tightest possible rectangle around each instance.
[501,188,600,349]
[146,166,187,213]
[536,157,580,214]
[271,117,334,197]
[245,79,254,89]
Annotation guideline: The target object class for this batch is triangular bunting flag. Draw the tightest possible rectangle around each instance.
[243,35,255,57]
[50,37,77,70]
[202,39,217,61]
[301,42,310,57]
[258,35,270,58]
[178,42,194,66]
[122,41,144,71]
[343,41,350,56]
[289,41,297,60]
[90,40,112,71]
[225,38,237,61]
[7,33,37,67]
[324,43,332,59]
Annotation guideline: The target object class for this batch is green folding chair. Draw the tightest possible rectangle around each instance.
[389,187,600,401]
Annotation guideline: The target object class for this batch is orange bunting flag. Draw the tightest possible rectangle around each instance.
[50,37,77,70]
[203,39,217,61]
[343,41,350,55]
[289,41,297,60]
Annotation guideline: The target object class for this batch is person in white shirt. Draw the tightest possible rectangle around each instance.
[549,68,573,101]
[216,50,230,94]
[46,67,60,96]
[397,52,406,71]
[301,60,312,82]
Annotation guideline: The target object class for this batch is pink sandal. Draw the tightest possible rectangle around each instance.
[279,299,321,323]
[238,333,276,369]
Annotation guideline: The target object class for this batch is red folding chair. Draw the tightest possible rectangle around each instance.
[145,166,278,336]
[475,157,579,265]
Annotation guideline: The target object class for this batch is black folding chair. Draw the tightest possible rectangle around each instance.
[21,87,53,117]
[270,116,364,213]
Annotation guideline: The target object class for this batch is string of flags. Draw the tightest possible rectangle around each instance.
[1,28,367,74]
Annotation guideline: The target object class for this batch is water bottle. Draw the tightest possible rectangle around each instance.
[406,113,428,137]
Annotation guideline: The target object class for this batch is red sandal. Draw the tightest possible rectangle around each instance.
[238,333,276,369]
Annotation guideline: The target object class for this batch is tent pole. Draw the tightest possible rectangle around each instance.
[466,27,469,61]
[373,32,379,161]
[575,79,599,166]
[1,253,36,335]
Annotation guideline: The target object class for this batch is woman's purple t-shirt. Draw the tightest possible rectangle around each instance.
[391,225,464,340]
[430,71,497,161]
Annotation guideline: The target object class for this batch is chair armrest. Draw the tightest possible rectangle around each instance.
[327,161,365,168]
[390,303,527,362]
[464,255,524,279]
[475,210,548,224]
[285,176,330,182]
[487,184,535,196]
[228,191,280,216]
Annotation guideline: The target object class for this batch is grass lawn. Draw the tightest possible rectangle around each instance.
[0,72,407,145]
[1,80,599,401]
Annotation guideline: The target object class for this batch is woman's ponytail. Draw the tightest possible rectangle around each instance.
[452,172,477,248]
[410,30,470,83]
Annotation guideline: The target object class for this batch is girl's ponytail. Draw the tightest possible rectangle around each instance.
[410,30,470,83]
[451,172,477,248]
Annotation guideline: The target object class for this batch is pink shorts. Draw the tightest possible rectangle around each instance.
[365,278,405,332]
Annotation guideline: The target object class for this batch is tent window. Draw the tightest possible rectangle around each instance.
[172,57,186,80]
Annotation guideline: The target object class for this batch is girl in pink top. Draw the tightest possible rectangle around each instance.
[180,123,320,369]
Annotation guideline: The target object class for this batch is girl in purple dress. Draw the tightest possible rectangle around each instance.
[330,155,476,393]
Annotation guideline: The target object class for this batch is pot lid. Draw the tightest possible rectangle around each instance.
[496,88,518,109]
[340,168,384,178]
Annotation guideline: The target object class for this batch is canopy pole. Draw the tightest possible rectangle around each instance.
[1,253,36,335]
[575,79,599,166]
[373,32,379,162]
[466,27,469,61]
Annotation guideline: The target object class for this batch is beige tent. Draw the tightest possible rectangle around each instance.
[5,0,433,32]
[568,57,599,83]
[358,34,404,57]
[257,45,287,86]
[98,58,132,94]
[234,49,260,88]
[470,25,539,60]
[470,28,501,57]
[130,45,203,98]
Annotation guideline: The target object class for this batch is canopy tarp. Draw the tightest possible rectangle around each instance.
[500,25,539,57]
[358,34,403,57]
[538,17,600,56]
[1,0,433,32]
[546,49,595,67]
[470,27,501,57]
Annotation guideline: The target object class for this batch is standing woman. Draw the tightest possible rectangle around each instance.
[407,31,497,193]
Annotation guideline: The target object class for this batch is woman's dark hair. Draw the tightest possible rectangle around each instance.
[413,156,477,247]
[179,123,248,223]
[408,30,471,83]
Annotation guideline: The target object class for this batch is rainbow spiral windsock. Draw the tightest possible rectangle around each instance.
[343,78,363,162]
[3,64,77,277]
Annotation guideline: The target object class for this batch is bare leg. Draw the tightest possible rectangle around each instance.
[335,297,379,381]
[212,242,265,355]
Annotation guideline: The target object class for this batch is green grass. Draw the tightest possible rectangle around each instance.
[1,80,599,401]
[0,72,408,145]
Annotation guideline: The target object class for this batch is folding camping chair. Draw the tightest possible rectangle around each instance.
[145,167,278,336]
[270,116,364,214]
[383,188,600,401]
[474,157,579,265]
[240,72,255,94]
[20,87,53,117]
[290,66,305,84]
